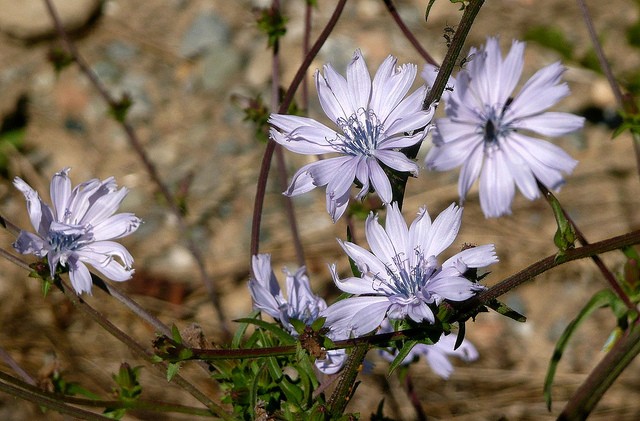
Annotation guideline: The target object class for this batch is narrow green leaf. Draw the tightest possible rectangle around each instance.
[234,318,296,344]
[544,289,620,410]
[171,324,182,343]
[388,340,419,375]
[232,310,259,348]
[425,0,437,22]
[485,298,527,322]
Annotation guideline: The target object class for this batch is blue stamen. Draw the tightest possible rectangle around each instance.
[334,108,383,156]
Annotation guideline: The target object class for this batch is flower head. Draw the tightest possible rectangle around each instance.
[13,168,141,295]
[323,202,497,337]
[424,37,585,218]
[249,254,346,374]
[378,322,479,379]
[270,49,435,221]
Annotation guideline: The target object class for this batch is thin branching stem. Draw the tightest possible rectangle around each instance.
[559,319,640,420]
[270,0,306,267]
[0,347,36,386]
[251,0,347,257]
[453,229,640,323]
[41,0,229,334]
[0,379,112,420]
[383,0,438,66]
[0,371,215,417]
[575,0,623,107]
[393,0,485,206]
[302,0,313,109]
[576,0,640,180]
[538,182,636,310]
[159,228,640,361]
[57,279,234,420]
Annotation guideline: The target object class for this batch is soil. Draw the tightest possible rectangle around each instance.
[0,0,640,420]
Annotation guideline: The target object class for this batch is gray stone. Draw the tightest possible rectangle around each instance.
[0,0,101,41]
[201,46,241,92]
[179,13,230,59]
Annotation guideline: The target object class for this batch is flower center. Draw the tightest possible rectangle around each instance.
[335,108,383,156]
[481,98,514,151]
[374,250,439,301]
[47,222,93,254]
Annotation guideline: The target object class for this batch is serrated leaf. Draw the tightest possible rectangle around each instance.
[544,289,621,410]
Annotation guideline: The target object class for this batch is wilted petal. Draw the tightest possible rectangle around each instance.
[13,231,46,257]
[13,177,54,236]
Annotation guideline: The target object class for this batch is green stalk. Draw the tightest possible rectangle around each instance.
[558,321,640,420]
[326,343,370,417]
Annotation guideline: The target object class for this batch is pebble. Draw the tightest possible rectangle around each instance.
[201,46,242,92]
[0,0,102,41]
[179,13,230,59]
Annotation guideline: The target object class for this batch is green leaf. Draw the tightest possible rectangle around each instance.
[109,94,132,123]
[289,318,306,335]
[544,289,621,410]
[424,0,437,23]
[112,363,142,401]
[311,316,326,332]
[485,298,527,322]
[542,186,575,258]
[171,324,182,343]
[256,7,287,47]
[232,310,259,348]
[388,340,419,375]
[166,362,181,382]
[234,317,297,344]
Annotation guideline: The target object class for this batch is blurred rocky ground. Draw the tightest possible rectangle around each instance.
[0,0,640,419]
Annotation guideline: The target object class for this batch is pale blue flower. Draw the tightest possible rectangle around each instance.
[270,49,435,222]
[249,254,346,374]
[13,168,141,295]
[424,37,585,218]
[323,202,497,337]
[378,321,479,379]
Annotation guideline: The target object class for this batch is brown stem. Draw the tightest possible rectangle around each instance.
[41,0,229,334]
[538,181,636,310]
[57,279,233,420]
[250,0,347,257]
[453,229,640,323]
[0,347,36,386]
[576,0,640,181]
[269,1,306,266]
[559,320,640,420]
[383,0,438,66]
